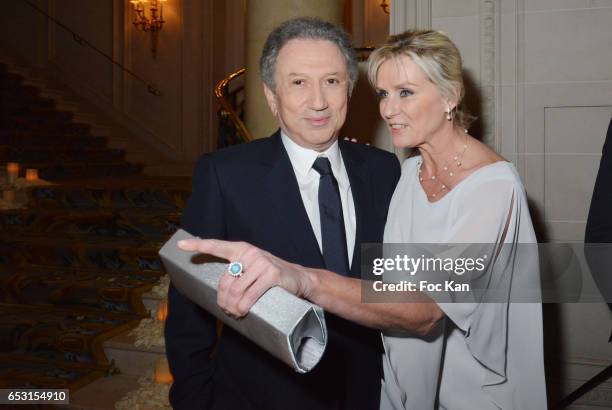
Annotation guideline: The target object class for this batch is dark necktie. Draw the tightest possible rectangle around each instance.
[312,157,350,276]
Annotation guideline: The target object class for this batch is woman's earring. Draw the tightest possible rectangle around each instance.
[446,110,452,121]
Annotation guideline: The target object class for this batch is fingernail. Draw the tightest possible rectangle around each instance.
[177,240,186,247]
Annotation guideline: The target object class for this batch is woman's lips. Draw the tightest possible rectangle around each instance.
[389,123,407,135]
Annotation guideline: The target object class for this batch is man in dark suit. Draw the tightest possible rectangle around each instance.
[556,119,612,408]
[585,118,612,313]
[165,17,400,410]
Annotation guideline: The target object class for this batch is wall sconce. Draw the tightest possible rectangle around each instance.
[380,0,390,14]
[129,0,166,58]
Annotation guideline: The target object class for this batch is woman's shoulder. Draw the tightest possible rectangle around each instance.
[460,161,521,188]
[453,161,527,210]
[458,139,520,187]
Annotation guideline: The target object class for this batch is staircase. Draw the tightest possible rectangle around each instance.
[0,57,190,409]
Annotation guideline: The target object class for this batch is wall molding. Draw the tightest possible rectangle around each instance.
[202,0,215,154]
[123,0,133,126]
[479,0,500,149]
[515,0,527,177]
[562,359,612,407]
[177,0,186,156]
[46,0,56,63]
[390,0,432,34]
[122,0,184,157]
[112,0,124,111]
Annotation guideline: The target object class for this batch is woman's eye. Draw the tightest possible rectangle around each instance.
[399,89,413,97]
[376,90,388,99]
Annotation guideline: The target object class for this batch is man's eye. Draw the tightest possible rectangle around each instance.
[400,89,413,97]
[376,90,388,99]
[327,78,339,85]
[292,79,304,85]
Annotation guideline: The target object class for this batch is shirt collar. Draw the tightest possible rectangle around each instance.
[281,130,341,177]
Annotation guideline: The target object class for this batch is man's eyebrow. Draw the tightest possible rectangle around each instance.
[287,72,343,77]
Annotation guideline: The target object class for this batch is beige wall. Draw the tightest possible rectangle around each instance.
[243,0,344,139]
[350,0,390,47]
[0,0,390,158]
[0,0,245,161]
[342,1,391,155]
[392,0,612,406]
[391,0,612,245]
[0,0,49,67]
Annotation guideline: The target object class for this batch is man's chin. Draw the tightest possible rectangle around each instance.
[310,134,339,151]
[295,127,334,145]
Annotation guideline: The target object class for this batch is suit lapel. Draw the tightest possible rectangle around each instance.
[254,134,374,273]
[258,132,324,267]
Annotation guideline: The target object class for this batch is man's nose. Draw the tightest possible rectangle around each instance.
[310,84,328,111]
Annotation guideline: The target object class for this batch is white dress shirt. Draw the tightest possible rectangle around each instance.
[281,131,356,267]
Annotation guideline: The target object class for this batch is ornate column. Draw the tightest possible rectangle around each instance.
[390,0,432,33]
[244,0,344,139]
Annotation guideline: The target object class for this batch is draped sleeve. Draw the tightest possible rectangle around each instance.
[437,173,543,408]
[380,161,546,410]
[442,182,515,385]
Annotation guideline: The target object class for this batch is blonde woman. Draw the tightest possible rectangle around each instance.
[369,30,546,409]
[178,30,547,409]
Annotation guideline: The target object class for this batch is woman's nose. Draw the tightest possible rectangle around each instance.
[381,97,398,119]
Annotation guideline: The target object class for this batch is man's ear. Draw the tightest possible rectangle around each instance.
[263,84,277,117]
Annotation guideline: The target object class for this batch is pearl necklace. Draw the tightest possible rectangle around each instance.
[418,138,469,199]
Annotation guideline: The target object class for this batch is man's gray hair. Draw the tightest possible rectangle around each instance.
[260,17,359,95]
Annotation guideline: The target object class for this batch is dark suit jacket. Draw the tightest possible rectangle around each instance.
[586,118,612,244]
[585,118,612,314]
[165,131,401,410]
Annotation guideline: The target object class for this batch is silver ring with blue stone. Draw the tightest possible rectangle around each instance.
[227,262,244,277]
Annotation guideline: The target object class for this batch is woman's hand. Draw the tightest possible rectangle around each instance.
[177,238,316,318]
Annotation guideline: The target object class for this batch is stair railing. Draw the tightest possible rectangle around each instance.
[215,68,251,145]
[21,0,162,97]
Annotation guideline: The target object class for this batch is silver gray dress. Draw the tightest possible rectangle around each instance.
[381,158,547,409]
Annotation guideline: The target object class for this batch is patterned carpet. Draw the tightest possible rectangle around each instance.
[0,61,190,390]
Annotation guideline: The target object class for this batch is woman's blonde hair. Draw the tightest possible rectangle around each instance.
[367,30,475,130]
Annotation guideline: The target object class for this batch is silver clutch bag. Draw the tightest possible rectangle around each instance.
[159,229,328,373]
